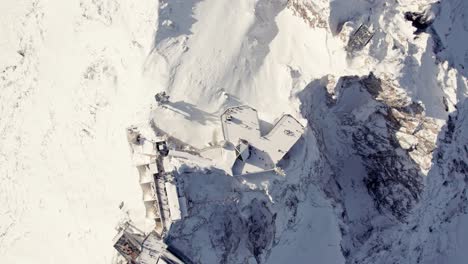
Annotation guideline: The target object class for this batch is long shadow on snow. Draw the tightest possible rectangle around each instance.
[154,0,202,46]
[165,101,218,125]
[227,0,287,96]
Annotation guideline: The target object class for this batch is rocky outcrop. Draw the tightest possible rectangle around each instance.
[353,73,440,220]
[287,0,328,28]
[243,199,276,263]
[298,72,443,262]
[301,73,439,222]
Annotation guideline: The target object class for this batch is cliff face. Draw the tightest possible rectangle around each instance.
[294,0,467,262]
[346,98,468,264]
[297,71,442,261]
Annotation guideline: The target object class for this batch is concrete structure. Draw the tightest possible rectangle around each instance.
[135,160,187,235]
[164,176,188,221]
[138,232,185,264]
[113,221,186,264]
[347,24,374,52]
[221,106,260,144]
[213,105,304,175]
[113,222,146,263]
[235,139,251,161]
[120,106,303,263]
[127,128,188,236]
[137,163,163,230]
[156,141,169,157]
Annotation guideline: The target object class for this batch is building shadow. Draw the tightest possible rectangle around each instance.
[165,101,218,125]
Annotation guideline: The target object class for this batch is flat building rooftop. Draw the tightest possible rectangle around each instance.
[219,105,304,175]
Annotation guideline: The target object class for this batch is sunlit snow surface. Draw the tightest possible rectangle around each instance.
[1,0,467,263]
[0,0,158,262]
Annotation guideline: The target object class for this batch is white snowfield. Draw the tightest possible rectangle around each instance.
[1,0,159,263]
[0,0,467,263]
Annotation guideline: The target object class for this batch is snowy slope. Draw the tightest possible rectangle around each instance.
[1,0,467,263]
[1,0,159,263]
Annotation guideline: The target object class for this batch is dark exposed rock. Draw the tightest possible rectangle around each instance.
[360,72,382,98]
[404,11,434,34]
[209,206,244,264]
[354,121,423,221]
[242,199,276,263]
[298,72,440,262]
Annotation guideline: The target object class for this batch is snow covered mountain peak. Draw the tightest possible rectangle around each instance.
[1,0,467,263]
